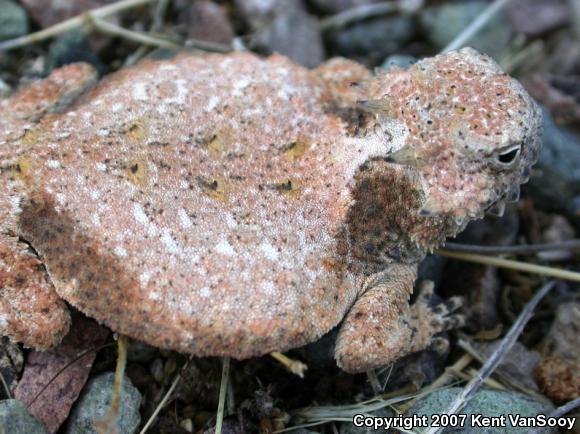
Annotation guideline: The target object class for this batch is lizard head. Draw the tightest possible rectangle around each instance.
[362,47,542,225]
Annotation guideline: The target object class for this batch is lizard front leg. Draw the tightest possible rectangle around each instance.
[335,263,463,373]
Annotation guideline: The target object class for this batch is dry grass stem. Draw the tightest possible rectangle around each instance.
[88,15,181,49]
[184,38,232,53]
[215,357,231,434]
[124,0,171,66]
[463,368,506,390]
[443,239,580,255]
[0,372,11,399]
[442,0,514,52]
[437,250,580,282]
[0,0,157,51]
[319,2,400,32]
[270,352,308,378]
[96,335,128,434]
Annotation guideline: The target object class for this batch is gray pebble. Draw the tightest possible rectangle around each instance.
[408,388,555,434]
[254,7,325,68]
[419,1,511,58]
[65,372,142,434]
[381,54,416,71]
[526,107,580,227]
[0,0,29,41]
[328,16,414,60]
[0,399,47,434]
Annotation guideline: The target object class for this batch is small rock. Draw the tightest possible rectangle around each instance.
[328,16,414,61]
[536,214,576,261]
[65,372,142,434]
[381,54,416,71]
[408,388,555,434]
[504,0,568,36]
[234,0,299,29]
[188,1,234,45]
[419,1,511,59]
[126,340,158,363]
[0,78,11,98]
[19,0,111,28]
[0,338,23,399]
[535,356,580,403]
[0,399,47,434]
[526,108,580,225]
[254,7,325,68]
[0,0,29,42]
[543,302,580,360]
[477,341,541,391]
[45,31,104,76]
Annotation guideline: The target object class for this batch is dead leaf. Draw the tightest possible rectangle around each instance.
[14,314,109,433]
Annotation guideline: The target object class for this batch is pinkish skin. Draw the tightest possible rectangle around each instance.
[0,48,541,372]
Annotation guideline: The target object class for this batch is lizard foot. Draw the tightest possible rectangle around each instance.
[335,267,465,373]
[408,280,465,354]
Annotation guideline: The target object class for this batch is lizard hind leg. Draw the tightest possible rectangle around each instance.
[335,263,464,373]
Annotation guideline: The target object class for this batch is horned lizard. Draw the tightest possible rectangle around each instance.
[0,48,541,372]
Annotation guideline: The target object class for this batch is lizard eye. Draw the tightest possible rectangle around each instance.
[494,144,521,167]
